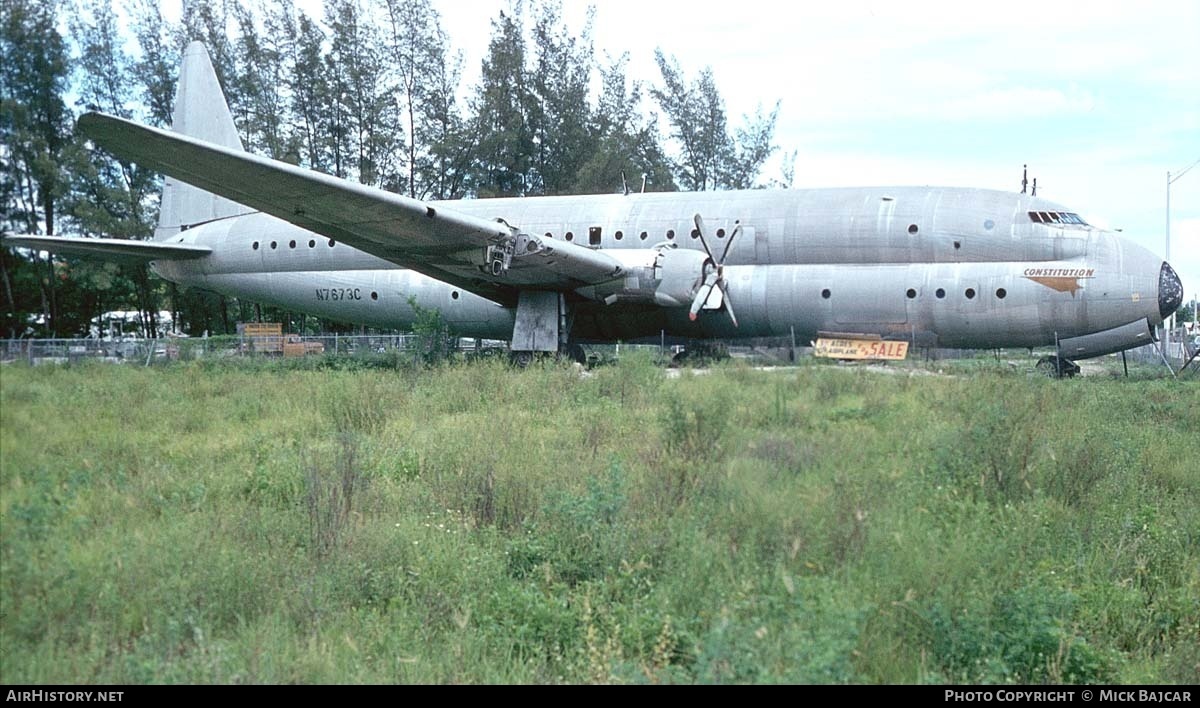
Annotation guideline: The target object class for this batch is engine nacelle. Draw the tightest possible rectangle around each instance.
[584,244,710,307]
[651,246,711,306]
[1058,318,1155,359]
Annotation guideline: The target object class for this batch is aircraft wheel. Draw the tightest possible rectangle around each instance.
[1036,356,1079,378]
[672,341,729,367]
[509,350,535,368]
[564,344,588,365]
[1036,356,1059,377]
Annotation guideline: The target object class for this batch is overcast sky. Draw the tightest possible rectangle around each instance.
[429,0,1199,295]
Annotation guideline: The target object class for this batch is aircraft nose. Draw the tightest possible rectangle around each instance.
[1159,261,1183,319]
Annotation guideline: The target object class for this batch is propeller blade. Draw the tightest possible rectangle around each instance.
[720,281,739,328]
[687,215,741,327]
[689,272,719,321]
[692,213,717,263]
[703,280,725,309]
[717,222,742,264]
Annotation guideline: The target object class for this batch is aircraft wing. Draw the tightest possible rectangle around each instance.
[2,233,212,264]
[77,112,626,307]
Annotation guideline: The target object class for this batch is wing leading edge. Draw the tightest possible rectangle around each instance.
[76,112,626,306]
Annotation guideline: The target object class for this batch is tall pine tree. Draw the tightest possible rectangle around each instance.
[652,49,778,191]
[382,0,464,199]
[2,0,73,334]
[468,8,535,197]
[527,0,594,195]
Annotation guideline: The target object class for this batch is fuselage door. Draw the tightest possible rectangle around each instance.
[747,226,765,263]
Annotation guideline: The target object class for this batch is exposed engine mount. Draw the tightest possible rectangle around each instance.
[590,243,710,307]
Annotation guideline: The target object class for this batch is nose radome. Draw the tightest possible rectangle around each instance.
[1159,261,1183,320]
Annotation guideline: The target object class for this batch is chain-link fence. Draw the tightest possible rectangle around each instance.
[4,328,1196,369]
[1121,325,1198,367]
[0,335,508,365]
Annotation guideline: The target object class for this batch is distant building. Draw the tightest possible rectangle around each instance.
[89,311,177,340]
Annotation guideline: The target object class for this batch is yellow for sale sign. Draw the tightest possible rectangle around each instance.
[813,338,909,360]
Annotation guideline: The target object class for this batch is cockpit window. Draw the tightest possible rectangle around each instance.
[1028,211,1088,226]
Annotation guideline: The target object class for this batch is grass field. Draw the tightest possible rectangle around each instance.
[1,355,1196,684]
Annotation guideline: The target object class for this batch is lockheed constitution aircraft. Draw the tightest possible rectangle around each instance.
[3,43,1185,372]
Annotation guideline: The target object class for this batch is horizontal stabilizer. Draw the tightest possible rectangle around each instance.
[2,233,211,264]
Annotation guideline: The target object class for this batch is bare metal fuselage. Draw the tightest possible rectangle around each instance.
[153,185,1174,354]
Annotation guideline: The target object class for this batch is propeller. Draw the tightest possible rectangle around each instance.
[688,213,742,327]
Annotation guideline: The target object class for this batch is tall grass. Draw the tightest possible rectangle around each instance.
[1,358,1195,683]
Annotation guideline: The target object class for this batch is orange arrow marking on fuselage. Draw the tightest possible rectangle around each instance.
[1022,267,1094,296]
[1024,276,1083,295]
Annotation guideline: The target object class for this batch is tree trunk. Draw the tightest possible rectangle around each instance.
[0,251,17,337]
[43,257,58,336]
[220,295,231,334]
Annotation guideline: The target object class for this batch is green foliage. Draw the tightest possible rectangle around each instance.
[468,8,535,197]
[922,587,1114,684]
[935,377,1051,503]
[407,295,456,366]
[303,433,366,559]
[507,458,630,585]
[659,379,731,461]
[683,576,867,684]
[651,50,779,191]
[2,362,1195,683]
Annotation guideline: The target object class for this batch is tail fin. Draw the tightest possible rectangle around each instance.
[155,41,252,241]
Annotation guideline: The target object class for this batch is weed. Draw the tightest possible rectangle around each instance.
[303,434,365,559]
[922,587,1114,684]
[0,362,1194,683]
[938,378,1050,503]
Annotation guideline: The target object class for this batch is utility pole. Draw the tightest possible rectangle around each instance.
[1165,158,1200,360]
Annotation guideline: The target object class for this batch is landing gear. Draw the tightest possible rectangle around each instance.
[509,291,573,367]
[509,350,536,368]
[564,343,588,365]
[507,344,587,368]
[1036,355,1080,378]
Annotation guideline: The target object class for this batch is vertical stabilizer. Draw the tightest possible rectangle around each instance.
[155,42,252,240]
